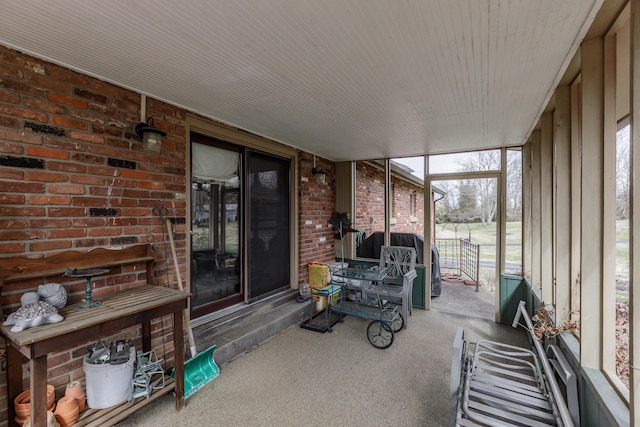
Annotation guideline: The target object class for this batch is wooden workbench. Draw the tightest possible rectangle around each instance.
[0,245,188,427]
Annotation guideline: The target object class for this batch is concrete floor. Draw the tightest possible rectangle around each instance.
[117,280,527,427]
[430,279,497,321]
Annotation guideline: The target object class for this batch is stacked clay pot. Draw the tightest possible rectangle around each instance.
[54,396,79,427]
[13,384,55,425]
[23,410,59,427]
[64,381,86,412]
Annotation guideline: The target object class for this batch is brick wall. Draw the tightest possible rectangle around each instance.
[355,162,386,234]
[392,178,426,236]
[0,45,334,425]
[0,45,189,426]
[355,162,426,238]
[298,152,336,284]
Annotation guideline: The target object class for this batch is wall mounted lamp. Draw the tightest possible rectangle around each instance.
[312,155,328,184]
[135,117,166,152]
[312,166,328,184]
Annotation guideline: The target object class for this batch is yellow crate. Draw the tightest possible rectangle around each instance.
[309,263,329,288]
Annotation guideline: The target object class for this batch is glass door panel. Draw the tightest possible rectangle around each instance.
[247,151,291,300]
[191,140,242,315]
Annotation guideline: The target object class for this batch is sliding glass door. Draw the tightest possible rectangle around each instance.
[191,137,243,316]
[247,150,290,300]
[190,133,292,316]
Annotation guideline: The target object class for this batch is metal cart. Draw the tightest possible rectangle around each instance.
[329,266,402,349]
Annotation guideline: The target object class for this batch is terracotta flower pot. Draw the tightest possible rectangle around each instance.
[23,410,59,427]
[15,415,29,426]
[64,381,86,412]
[54,396,79,427]
[14,385,56,419]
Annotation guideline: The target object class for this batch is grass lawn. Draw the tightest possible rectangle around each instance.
[435,220,630,288]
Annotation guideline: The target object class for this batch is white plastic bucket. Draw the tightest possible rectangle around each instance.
[83,347,135,409]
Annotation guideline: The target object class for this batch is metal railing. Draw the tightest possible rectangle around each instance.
[434,238,480,286]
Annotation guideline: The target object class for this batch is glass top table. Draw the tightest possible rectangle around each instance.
[332,266,388,282]
[328,266,400,349]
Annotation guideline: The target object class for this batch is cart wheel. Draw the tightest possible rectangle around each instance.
[367,320,394,349]
[391,313,404,332]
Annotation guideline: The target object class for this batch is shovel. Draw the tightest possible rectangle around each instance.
[166,219,220,398]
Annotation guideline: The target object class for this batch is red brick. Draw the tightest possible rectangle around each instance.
[46,351,71,369]
[48,92,87,109]
[122,189,150,199]
[90,186,122,197]
[87,227,122,237]
[48,183,85,194]
[0,194,24,204]
[121,226,148,235]
[0,50,45,74]
[23,170,68,182]
[0,242,26,253]
[41,135,82,151]
[26,195,72,205]
[70,153,104,164]
[48,358,83,378]
[71,217,107,227]
[72,196,106,207]
[1,182,45,193]
[86,165,117,176]
[0,115,19,129]
[26,145,69,160]
[27,74,69,92]
[0,128,44,144]
[71,175,104,185]
[0,229,46,240]
[87,103,120,119]
[47,67,87,86]
[74,238,108,247]
[88,79,121,98]
[24,97,66,114]
[90,123,122,137]
[74,88,107,104]
[67,130,104,144]
[112,179,138,188]
[105,198,136,207]
[48,228,86,239]
[0,63,23,79]
[120,169,148,180]
[47,207,86,217]
[86,143,119,157]
[0,78,47,98]
[111,217,137,227]
[49,161,87,174]
[0,218,28,228]
[138,181,163,190]
[0,88,20,103]
[30,218,70,228]
[51,115,88,130]
[0,206,46,216]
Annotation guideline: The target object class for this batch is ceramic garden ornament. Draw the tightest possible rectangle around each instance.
[37,282,68,309]
[3,292,64,332]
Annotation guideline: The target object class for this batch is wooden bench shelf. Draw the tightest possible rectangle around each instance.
[0,244,188,427]
[76,378,175,427]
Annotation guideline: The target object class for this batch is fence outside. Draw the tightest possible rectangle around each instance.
[434,238,480,285]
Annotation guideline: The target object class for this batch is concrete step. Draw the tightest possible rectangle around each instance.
[192,292,314,366]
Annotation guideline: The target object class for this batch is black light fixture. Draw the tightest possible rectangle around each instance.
[312,155,328,184]
[312,166,328,183]
[135,117,166,152]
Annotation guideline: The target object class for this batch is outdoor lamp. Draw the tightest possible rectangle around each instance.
[312,166,328,184]
[135,117,166,152]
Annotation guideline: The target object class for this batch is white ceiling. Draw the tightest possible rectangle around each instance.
[0,0,602,162]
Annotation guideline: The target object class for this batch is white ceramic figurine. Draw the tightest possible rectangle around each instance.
[3,292,64,332]
[37,282,68,309]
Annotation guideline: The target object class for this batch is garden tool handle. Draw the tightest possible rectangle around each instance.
[166,219,197,358]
